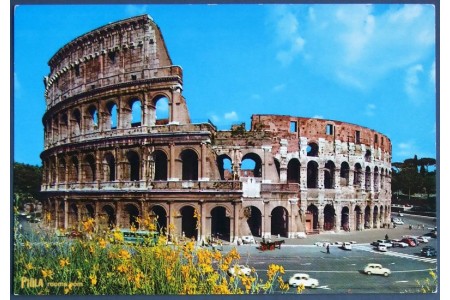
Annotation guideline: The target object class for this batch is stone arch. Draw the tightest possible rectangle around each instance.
[217,154,232,180]
[124,203,140,228]
[83,154,96,182]
[287,158,300,183]
[374,166,379,192]
[180,149,198,180]
[153,95,170,125]
[103,152,116,181]
[365,166,371,191]
[101,204,116,229]
[324,161,335,189]
[129,98,142,127]
[243,206,262,237]
[307,142,319,157]
[380,205,384,226]
[211,206,231,242]
[271,206,289,237]
[106,101,118,130]
[60,113,68,139]
[380,167,385,189]
[274,158,281,180]
[307,160,319,188]
[153,150,168,180]
[86,104,98,132]
[49,157,56,184]
[340,161,350,186]
[69,203,78,228]
[373,205,379,228]
[149,205,167,233]
[125,150,140,181]
[81,204,95,221]
[323,204,335,231]
[58,158,66,182]
[354,163,363,187]
[241,152,262,177]
[180,205,198,240]
[365,149,371,162]
[341,206,350,231]
[364,205,371,228]
[69,156,79,182]
[306,204,319,232]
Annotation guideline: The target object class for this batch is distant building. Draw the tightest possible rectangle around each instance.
[40,15,392,242]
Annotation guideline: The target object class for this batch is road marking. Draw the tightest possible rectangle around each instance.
[396,280,409,283]
[353,246,437,264]
[301,263,312,266]
[316,285,331,290]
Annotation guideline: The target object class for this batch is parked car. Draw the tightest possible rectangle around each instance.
[377,244,388,252]
[393,218,404,225]
[315,241,331,247]
[402,236,419,245]
[288,273,319,288]
[341,242,352,251]
[421,246,437,257]
[401,238,416,247]
[228,264,252,276]
[241,236,256,244]
[417,236,429,243]
[377,240,392,248]
[391,239,408,248]
[363,263,391,276]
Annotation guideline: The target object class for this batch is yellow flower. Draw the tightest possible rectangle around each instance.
[89,273,97,286]
[99,238,107,249]
[59,257,70,268]
[113,230,124,243]
[296,284,305,294]
[82,218,95,233]
[118,249,131,260]
[134,270,145,288]
[117,264,128,273]
[41,269,54,279]
[25,262,33,271]
[64,282,73,294]
[24,241,31,250]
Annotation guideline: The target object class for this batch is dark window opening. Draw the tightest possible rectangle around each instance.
[287,159,300,183]
[131,75,137,80]
[326,124,334,135]
[355,130,361,144]
[324,161,335,189]
[307,143,319,157]
[125,204,139,228]
[374,134,378,143]
[307,161,319,188]
[154,151,168,180]
[127,151,140,181]
[181,150,198,180]
[245,206,262,237]
[211,207,230,242]
[75,65,80,77]
[108,52,116,64]
[271,207,289,237]
[181,206,197,240]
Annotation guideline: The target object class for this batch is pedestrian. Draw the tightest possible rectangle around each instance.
[388,223,390,229]
[422,224,425,230]
[385,234,389,240]
[326,244,330,254]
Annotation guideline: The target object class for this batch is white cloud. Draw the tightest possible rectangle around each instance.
[312,115,324,119]
[268,4,435,89]
[404,64,424,103]
[224,111,238,121]
[273,84,287,92]
[365,103,376,116]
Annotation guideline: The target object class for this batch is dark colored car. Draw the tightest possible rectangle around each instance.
[421,246,437,257]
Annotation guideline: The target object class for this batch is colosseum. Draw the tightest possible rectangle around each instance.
[40,14,392,243]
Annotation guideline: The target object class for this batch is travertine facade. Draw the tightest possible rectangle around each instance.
[41,15,392,243]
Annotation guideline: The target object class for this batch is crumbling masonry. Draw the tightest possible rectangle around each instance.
[40,15,392,242]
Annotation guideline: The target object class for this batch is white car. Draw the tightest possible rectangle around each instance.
[341,242,352,250]
[417,236,429,243]
[377,244,388,252]
[393,219,404,225]
[363,263,391,276]
[391,239,408,248]
[228,264,251,276]
[288,273,319,288]
[315,241,331,247]
[376,240,392,248]
[241,236,256,244]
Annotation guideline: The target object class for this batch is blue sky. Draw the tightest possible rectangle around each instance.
[13,3,437,166]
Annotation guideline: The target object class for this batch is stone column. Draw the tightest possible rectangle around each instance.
[334,204,341,232]
[200,143,207,180]
[64,200,69,230]
[55,200,59,230]
[369,206,373,229]
[262,200,271,238]
[289,198,298,238]
[169,143,176,180]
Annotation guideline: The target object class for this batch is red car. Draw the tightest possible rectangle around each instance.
[401,238,416,247]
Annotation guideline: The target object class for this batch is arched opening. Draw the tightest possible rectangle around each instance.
[323,204,335,231]
[365,166,371,191]
[150,205,167,233]
[69,156,79,182]
[365,150,371,162]
[287,158,300,183]
[373,166,379,192]
[52,116,59,140]
[124,204,140,228]
[306,204,319,232]
[307,161,319,188]
[103,153,115,181]
[241,153,262,177]
[126,151,140,181]
[373,206,379,229]
[130,99,142,127]
[271,207,289,237]
[82,204,95,221]
[180,206,198,240]
[324,161,335,189]
[307,142,319,157]
[155,96,169,125]
[364,206,371,228]
[244,206,262,237]
[380,168,385,189]
[341,207,350,231]
[69,204,78,227]
[83,154,96,182]
[354,163,363,187]
[72,109,81,136]
[340,162,350,186]
[60,113,68,139]
[181,149,198,180]
[354,205,362,231]
[153,150,168,181]
[58,158,66,183]
[87,105,98,132]
[211,206,230,242]
[274,158,281,180]
[217,154,232,180]
[380,205,384,226]
[106,102,118,130]
[101,205,116,229]
[49,158,56,184]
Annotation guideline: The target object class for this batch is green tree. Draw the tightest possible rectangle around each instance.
[13,162,42,208]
